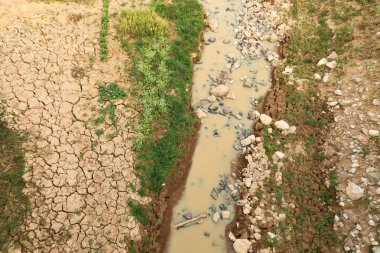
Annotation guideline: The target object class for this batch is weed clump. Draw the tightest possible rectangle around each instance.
[119,9,169,38]
[100,0,110,61]
[0,110,28,250]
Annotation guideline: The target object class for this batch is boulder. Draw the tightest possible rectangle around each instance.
[346,182,364,200]
[211,85,229,97]
[259,114,272,125]
[274,120,290,130]
[233,239,252,253]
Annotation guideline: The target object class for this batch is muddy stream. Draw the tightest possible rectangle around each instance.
[166,0,274,252]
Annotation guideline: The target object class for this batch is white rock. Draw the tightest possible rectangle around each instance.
[233,239,252,253]
[211,85,229,97]
[288,126,297,133]
[243,178,252,188]
[229,232,236,241]
[323,73,329,83]
[241,135,255,147]
[212,212,220,223]
[260,114,272,125]
[327,51,338,60]
[368,220,376,226]
[376,32,380,38]
[282,66,293,75]
[369,130,379,137]
[207,95,216,102]
[222,211,231,219]
[326,61,337,69]
[196,109,207,119]
[317,58,328,66]
[243,207,251,214]
[208,18,218,32]
[346,182,364,200]
[226,91,237,100]
[334,89,342,96]
[373,99,380,106]
[314,73,322,80]
[274,120,290,130]
[274,151,285,159]
[254,233,261,240]
[267,232,276,239]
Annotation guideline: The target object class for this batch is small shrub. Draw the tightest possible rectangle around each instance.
[119,9,169,38]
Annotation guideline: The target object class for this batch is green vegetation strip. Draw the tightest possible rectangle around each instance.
[121,0,204,196]
[100,0,110,61]
[0,111,28,250]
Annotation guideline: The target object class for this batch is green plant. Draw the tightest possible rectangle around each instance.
[100,0,110,61]
[98,82,127,103]
[0,110,29,250]
[119,9,169,38]
[127,199,149,226]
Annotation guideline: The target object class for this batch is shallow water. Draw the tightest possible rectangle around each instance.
[166,0,273,252]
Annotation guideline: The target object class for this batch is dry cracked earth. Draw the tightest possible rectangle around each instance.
[0,0,148,251]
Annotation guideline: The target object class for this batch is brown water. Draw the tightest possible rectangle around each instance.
[166,0,273,252]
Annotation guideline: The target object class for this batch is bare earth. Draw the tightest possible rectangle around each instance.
[0,0,148,251]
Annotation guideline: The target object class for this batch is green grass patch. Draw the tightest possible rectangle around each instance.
[0,111,29,250]
[120,9,169,38]
[100,0,110,61]
[127,199,149,226]
[124,0,204,195]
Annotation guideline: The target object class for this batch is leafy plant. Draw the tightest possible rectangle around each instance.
[127,199,149,226]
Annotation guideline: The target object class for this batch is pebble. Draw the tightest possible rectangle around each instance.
[212,212,220,223]
[274,120,290,130]
[317,58,328,66]
[326,61,337,69]
[314,73,322,80]
[369,130,379,137]
[346,182,364,200]
[335,89,342,96]
[327,51,338,60]
[259,114,272,125]
[323,73,329,83]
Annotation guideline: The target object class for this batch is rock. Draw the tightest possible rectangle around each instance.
[274,151,285,159]
[366,167,380,184]
[223,107,232,114]
[274,120,290,130]
[376,32,380,38]
[326,61,337,69]
[260,114,272,125]
[314,73,322,80]
[267,232,276,239]
[327,51,338,60]
[207,95,216,102]
[373,246,380,253]
[223,39,231,44]
[346,182,364,200]
[212,212,220,223]
[373,99,380,106]
[208,18,218,32]
[369,130,379,137]
[317,58,328,66]
[208,37,216,43]
[282,66,293,75]
[323,73,329,83]
[196,109,207,119]
[253,233,261,240]
[241,135,255,147]
[229,232,236,241]
[222,211,231,219]
[226,91,237,100]
[248,110,257,120]
[334,89,342,96]
[211,85,229,97]
[243,178,252,188]
[233,239,252,253]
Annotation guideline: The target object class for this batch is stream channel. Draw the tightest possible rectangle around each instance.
[166,0,274,252]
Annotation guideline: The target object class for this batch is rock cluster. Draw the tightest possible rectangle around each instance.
[234,0,290,66]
